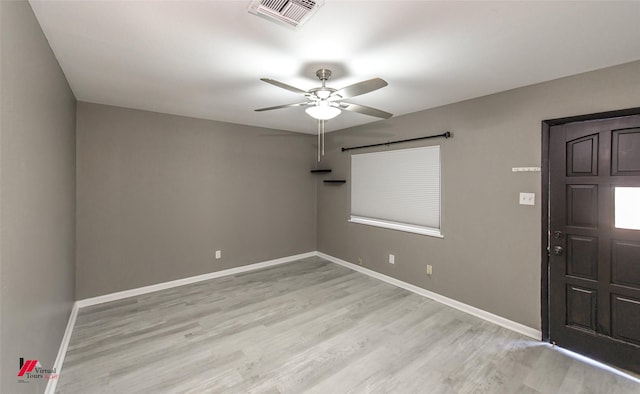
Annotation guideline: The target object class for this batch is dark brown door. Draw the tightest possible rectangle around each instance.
[549,115,640,373]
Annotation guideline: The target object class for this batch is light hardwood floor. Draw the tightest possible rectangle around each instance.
[56,257,640,393]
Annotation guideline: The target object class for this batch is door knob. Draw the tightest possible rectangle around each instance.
[553,246,564,255]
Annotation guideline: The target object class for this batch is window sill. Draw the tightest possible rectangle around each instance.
[349,216,443,238]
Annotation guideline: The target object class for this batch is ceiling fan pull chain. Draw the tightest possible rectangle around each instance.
[322,120,325,156]
[317,120,321,162]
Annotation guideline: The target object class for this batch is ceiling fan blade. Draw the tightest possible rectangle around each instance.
[260,78,308,95]
[333,78,388,99]
[340,102,393,119]
[254,102,309,112]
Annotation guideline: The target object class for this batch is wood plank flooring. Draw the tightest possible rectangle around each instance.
[56,257,640,393]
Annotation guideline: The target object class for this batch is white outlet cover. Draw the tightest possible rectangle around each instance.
[389,254,395,264]
[519,192,535,206]
[215,250,221,259]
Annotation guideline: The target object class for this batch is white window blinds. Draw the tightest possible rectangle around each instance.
[350,145,442,237]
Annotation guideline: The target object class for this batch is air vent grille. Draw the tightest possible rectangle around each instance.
[249,0,324,29]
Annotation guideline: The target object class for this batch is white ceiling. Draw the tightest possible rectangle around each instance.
[30,0,640,134]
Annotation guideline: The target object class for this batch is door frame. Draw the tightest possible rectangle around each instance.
[541,106,640,342]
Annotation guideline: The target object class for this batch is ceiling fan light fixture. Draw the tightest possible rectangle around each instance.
[305,102,341,120]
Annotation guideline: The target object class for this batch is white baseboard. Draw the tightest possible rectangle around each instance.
[45,302,79,394]
[316,252,542,340]
[76,251,316,308]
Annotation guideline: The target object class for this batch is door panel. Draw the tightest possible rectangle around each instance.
[611,240,640,287]
[611,295,640,345]
[567,235,598,280]
[566,285,597,331]
[566,185,598,228]
[612,128,640,175]
[549,115,640,373]
[567,134,599,176]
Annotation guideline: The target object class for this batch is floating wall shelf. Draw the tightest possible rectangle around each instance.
[310,169,343,183]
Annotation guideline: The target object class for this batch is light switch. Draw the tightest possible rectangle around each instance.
[519,192,535,206]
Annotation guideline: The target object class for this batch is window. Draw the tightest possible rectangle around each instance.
[350,145,442,237]
[615,187,640,230]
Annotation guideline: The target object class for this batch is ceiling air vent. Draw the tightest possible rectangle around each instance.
[249,0,324,29]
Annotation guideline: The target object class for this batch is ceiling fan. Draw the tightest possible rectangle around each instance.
[255,69,392,161]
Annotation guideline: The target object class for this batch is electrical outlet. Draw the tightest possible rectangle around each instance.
[389,254,395,264]
[358,258,363,266]
[426,265,433,276]
[215,250,221,259]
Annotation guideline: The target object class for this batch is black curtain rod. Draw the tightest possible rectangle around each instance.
[341,131,451,152]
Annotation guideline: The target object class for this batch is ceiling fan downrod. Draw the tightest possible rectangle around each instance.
[316,68,331,87]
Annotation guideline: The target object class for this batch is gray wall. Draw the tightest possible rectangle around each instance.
[76,102,317,299]
[317,61,640,331]
[0,1,77,393]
